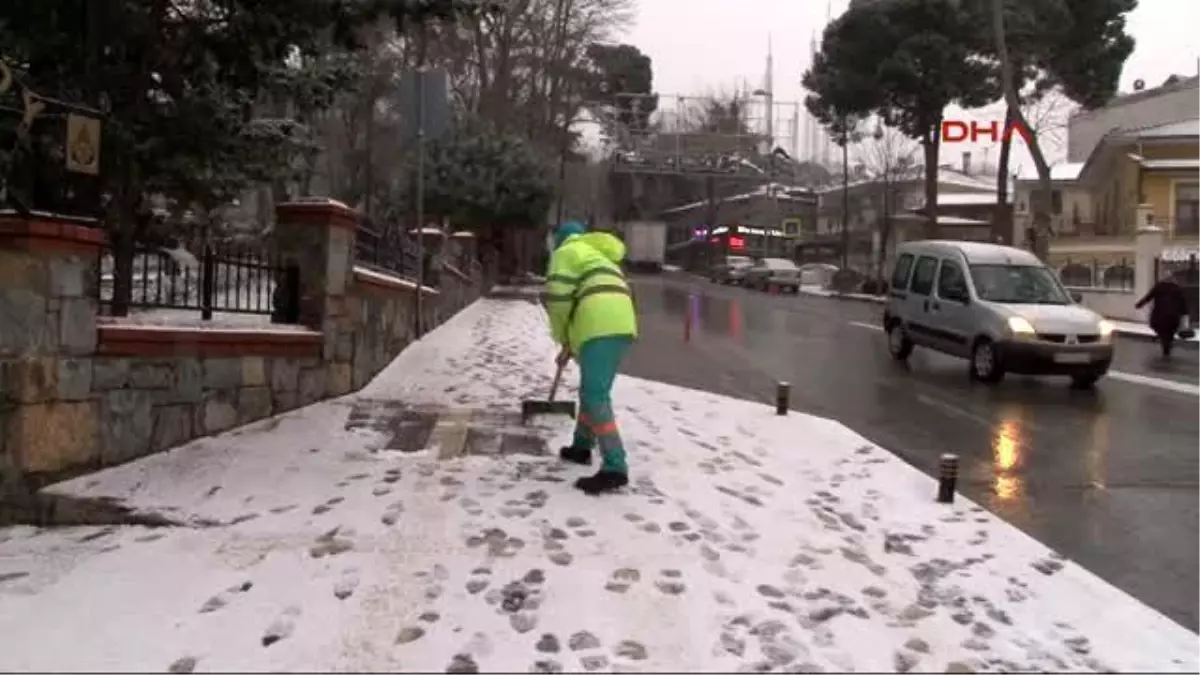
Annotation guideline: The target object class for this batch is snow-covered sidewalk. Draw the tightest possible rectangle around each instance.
[1,299,1195,673]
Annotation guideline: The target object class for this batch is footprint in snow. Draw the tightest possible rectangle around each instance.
[466,566,492,594]
[167,656,198,673]
[565,630,608,671]
[262,606,301,647]
[605,568,641,594]
[654,568,686,595]
[199,580,253,613]
[334,569,360,600]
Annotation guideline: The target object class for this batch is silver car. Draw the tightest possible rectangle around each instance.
[710,256,754,284]
[882,240,1115,388]
[743,258,801,293]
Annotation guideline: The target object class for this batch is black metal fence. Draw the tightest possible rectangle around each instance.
[355,217,421,281]
[1057,257,1135,290]
[97,241,299,321]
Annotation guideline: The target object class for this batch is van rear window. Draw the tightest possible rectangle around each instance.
[890,254,915,290]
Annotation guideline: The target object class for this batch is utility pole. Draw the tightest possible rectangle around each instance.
[554,88,572,225]
[840,119,850,271]
[413,26,428,339]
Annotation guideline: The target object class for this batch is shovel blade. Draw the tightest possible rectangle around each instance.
[520,399,577,423]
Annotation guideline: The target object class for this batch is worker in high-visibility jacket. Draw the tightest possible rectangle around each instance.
[545,221,639,495]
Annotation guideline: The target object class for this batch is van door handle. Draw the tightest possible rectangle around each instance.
[923,299,930,312]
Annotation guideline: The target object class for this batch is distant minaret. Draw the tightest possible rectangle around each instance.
[807,30,820,163]
[764,34,775,151]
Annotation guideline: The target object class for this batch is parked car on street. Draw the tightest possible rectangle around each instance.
[882,240,1115,388]
[709,256,754,284]
[798,262,839,288]
[743,258,801,293]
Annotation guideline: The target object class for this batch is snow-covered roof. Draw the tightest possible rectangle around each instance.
[1125,118,1200,139]
[933,192,1004,206]
[893,214,992,226]
[1140,158,1200,171]
[812,167,995,196]
[660,182,816,216]
[1015,162,1084,182]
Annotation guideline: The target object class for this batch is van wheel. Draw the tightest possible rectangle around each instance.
[887,322,913,361]
[1070,371,1104,389]
[969,338,1005,384]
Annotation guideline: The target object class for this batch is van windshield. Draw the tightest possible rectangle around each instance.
[969,264,1070,305]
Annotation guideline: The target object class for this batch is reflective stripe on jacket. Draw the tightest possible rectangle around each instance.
[545,232,638,353]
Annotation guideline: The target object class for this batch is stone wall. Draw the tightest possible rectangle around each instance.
[0,202,482,503]
[1,216,105,502]
[90,327,326,466]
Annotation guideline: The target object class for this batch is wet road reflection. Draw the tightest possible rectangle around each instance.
[991,415,1023,504]
[626,274,1200,631]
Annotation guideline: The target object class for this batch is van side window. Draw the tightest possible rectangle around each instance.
[910,256,938,296]
[936,260,969,301]
[890,254,915,290]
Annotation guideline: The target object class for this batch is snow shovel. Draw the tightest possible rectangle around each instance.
[520,359,576,424]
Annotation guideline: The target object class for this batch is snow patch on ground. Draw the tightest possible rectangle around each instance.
[97,312,313,330]
[800,285,886,304]
[2,299,1195,673]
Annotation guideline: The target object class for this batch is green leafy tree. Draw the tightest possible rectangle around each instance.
[0,0,496,312]
[411,118,555,229]
[805,0,998,237]
[585,43,657,133]
[977,0,1135,260]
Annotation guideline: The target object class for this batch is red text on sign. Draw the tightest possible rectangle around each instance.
[941,119,1034,144]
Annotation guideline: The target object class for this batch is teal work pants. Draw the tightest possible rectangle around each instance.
[571,335,633,473]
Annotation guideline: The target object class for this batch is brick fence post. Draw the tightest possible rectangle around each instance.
[1,213,104,498]
[274,199,359,398]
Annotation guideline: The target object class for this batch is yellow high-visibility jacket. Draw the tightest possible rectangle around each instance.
[545,232,638,353]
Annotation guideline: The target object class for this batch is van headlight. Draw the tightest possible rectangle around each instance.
[1098,320,1114,340]
[1007,316,1036,336]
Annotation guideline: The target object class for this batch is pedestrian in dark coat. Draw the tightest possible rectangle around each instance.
[1135,274,1188,357]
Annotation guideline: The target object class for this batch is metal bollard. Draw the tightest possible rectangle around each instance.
[937,453,959,503]
[775,381,789,415]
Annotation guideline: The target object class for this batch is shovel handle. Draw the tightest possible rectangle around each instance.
[548,360,565,403]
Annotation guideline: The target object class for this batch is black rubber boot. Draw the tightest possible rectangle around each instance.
[559,445,592,465]
[574,470,629,496]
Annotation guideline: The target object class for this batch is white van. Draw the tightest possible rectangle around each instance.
[882,241,1115,387]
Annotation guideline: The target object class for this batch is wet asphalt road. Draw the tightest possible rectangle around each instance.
[621,272,1200,632]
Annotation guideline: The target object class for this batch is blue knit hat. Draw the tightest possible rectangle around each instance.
[552,220,586,249]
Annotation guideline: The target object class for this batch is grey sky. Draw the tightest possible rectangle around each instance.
[617,0,1199,173]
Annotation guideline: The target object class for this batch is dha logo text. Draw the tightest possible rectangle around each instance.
[941,119,1034,144]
